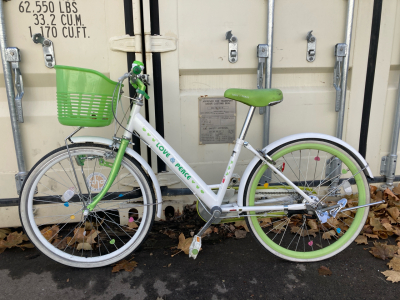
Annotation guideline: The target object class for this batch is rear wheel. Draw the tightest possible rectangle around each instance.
[19,143,155,268]
[244,140,370,262]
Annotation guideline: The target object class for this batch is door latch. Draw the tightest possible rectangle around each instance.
[333,43,347,112]
[257,44,268,89]
[225,30,238,63]
[306,31,316,62]
[5,47,24,123]
[32,33,56,68]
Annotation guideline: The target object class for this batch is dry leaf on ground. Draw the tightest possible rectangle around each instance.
[387,207,400,220]
[318,266,332,276]
[177,233,193,255]
[392,183,400,194]
[112,259,138,273]
[369,242,399,260]
[354,235,368,245]
[388,256,400,271]
[234,230,247,239]
[40,226,59,243]
[384,188,400,201]
[363,233,379,239]
[322,230,337,240]
[381,270,400,283]
[234,220,249,232]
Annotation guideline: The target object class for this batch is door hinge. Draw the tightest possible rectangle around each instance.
[109,35,177,53]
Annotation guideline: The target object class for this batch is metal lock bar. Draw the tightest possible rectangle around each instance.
[333,43,348,112]
[225,30,238,63]
[306,31,316,62]
[32,33,56,68]
[257,44,268,89]
[5,47,24,123]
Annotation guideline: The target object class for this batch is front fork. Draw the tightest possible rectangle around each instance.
[86,139,130,211]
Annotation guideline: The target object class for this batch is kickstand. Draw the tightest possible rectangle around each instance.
[189,207,222,259]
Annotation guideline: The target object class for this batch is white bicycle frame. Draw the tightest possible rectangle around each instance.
[122,103,312,215]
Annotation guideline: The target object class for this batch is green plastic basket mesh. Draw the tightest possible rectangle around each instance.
[55,65,119,127]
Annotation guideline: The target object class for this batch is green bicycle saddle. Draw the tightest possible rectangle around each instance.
[224,88,283,107]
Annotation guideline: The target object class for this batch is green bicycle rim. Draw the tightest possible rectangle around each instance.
[249,143,366,260]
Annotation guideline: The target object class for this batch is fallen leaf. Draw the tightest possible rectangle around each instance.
[370,185,378,195]
[85,230,99,244]
[322,230,337,240]
[0,232,25,249]
[388,257,400,271]
[40,226,59,243]
[290,226,317,237]
[66,278,69,283]
[52,238,68,250]
[370,218,386,231]
[168,263,171,268]
[128,220,138,229]
[354,235,368,245]
[381,270,400,283]
[363,233,379,239]
[19,243,35,249]
[393,183,400,195]
[213,227,219,234]
[259,217,272,227]
[318,266,332,276]
[76,243,93,251]
[384,188,399,201]
[234,220,249,232]
[307,219,318,230]
[369,242,399,260]
[84,221,94,231]
[112,259,138,273]
[177,233,193,255]
[234,230,247,239]
[387,207,400,220]
[382,223,394,231]
[376,231,389,239]
[374,191,383,201]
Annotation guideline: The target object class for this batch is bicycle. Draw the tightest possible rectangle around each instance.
[19,61,382,268]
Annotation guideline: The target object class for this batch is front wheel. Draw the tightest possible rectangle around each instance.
[19,143,155,268]
[244,140,370,262]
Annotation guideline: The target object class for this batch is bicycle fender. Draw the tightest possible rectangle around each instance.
[70,136,163,218]
[237,133,374,207]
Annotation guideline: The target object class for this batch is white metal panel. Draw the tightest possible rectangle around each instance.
[158,0,373,186]
[0,1,129,199]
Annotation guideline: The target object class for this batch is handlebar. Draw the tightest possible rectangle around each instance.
[118,60,150,100]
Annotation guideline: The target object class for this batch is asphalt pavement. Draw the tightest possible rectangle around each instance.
[0,228,399,300]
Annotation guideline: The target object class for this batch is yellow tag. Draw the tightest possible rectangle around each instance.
[263,183,269,188]
[70,215,75,220]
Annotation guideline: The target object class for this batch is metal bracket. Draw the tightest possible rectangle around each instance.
[306,31,316,62]
[32,33,56,68]
[333,43,348,112]
[380,154,397,188]
[109,35,177,53]
[257,44,268,89]
[5,47,24,123]
[15,172,27,195]
[225,30,238,63]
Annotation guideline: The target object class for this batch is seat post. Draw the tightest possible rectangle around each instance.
[238,106,255,140]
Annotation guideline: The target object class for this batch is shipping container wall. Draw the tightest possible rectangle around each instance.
[2,0,399,227]
[158,0,373,187]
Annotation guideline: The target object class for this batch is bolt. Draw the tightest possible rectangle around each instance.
[309,57,314,61]
[309,36,315,42]
[43,40,51,46]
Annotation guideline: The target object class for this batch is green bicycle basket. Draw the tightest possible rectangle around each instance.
[55,65,119,127]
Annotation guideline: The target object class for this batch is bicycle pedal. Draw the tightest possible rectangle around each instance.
[189,235,202,259]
